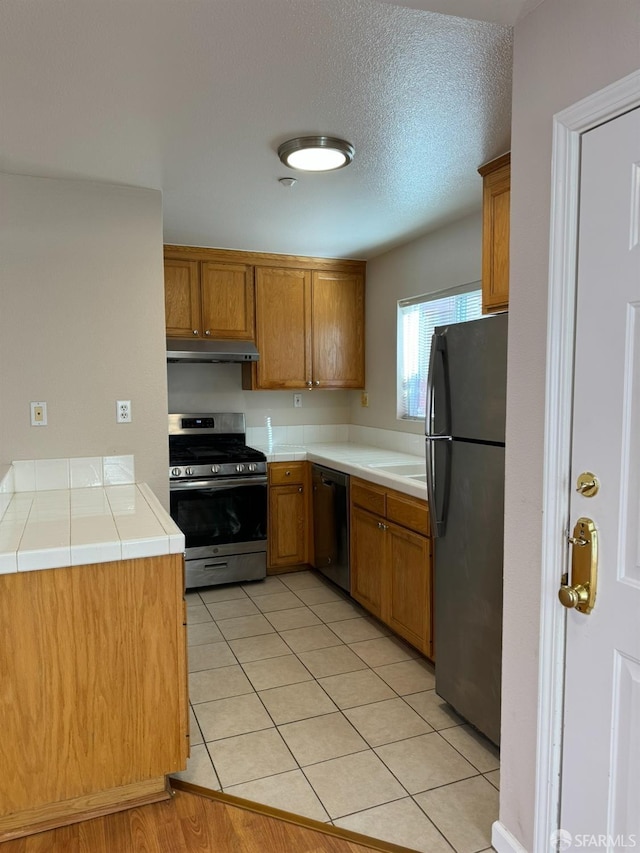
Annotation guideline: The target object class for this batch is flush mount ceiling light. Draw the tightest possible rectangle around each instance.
[277,136,355,172]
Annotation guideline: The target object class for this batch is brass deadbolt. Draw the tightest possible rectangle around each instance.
[576,472,599,497]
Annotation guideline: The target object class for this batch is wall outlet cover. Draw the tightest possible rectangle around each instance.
[117,400,132,423]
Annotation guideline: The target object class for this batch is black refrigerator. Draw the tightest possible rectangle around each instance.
[425,312,507,746]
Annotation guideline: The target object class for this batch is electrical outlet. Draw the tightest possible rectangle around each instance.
[117,400,132,423]
[293,393,303,408]
[30,401,47,426]
[360,391,369,407]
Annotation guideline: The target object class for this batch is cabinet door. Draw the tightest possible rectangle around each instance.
[165,259,201,337]
[480,155,510,314]
[200,262,255,340]
[268,483,307,569]
[386,522,432,656]
[350,506,386,618]
[312,270,365,388]
[254,267,311,389]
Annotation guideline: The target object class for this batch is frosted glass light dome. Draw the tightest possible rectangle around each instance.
[278,136,355,172]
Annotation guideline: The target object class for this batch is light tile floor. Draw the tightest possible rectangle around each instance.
[172,570,499,853]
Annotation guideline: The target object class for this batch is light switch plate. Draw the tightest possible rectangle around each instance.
[30,401,47,426]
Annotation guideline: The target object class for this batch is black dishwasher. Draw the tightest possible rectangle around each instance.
[311,464,350,592]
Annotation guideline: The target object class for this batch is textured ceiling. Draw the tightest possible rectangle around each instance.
[0,0,514,259]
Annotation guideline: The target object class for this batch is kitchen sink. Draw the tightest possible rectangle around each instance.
[366,462,425,476]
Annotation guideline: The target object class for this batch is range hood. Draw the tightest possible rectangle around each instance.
[167,338,259,363]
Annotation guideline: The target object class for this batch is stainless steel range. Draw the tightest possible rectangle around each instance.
[168,413,267,589]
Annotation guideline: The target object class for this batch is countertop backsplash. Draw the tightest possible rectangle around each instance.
[246,423,425,458]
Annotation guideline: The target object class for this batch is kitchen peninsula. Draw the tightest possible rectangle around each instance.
[0,457,188,842]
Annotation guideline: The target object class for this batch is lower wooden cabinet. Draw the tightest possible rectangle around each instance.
[350,478,433,658]
[268,462,311,572]
[350,505,386,618]
[387,521,432,653]
[0,554,188,841]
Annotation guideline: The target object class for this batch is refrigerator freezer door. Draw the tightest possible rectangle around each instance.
[435,314,507,444]
[434,439,504,745]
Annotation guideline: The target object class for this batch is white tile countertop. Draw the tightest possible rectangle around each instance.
[0,457,184,575]
[257,442,428,501]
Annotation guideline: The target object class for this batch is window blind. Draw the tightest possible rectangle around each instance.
[397,284,482,420]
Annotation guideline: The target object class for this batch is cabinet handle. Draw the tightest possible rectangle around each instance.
[314,380,320,386]
[285,470,291,476]
[192,329,199,336]
[205,329,211,336]
[298,486,303,493]
[377,521,388,531]
[306,381,313,387]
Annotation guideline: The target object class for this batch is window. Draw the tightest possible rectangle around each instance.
[397,284,482,420]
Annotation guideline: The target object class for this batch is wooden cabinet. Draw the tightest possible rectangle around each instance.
[268,461,311,572]
[0,554,188,841]
[478,152,510,314]
[164,248,254,340]
[164,258,200,338]
[350,478,433,658]
[311,270,365,389]
[243,265,365,390]
[350,504,386,619]
[164,245,365,388]
[252,267,311,389]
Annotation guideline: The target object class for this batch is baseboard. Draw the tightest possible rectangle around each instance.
[492,820,529,853]
[171,779,418,853]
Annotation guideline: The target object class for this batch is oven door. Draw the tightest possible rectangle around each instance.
[170,476,267,559]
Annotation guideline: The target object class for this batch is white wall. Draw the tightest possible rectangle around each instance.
[167,363,352,429]
[502,1,640,848]
[352,211,483,433]
[0,173,170,504]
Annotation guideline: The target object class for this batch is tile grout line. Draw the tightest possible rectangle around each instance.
[184,572,498,850]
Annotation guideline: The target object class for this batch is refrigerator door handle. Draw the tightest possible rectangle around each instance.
[426,435,451,538]
[425,333,449,437]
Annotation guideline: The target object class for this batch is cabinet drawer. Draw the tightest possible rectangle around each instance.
[351,478,386,515]
[269,461,306,485]
[386,491,430,537]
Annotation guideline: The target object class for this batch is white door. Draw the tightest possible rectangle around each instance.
[560,106,640,846]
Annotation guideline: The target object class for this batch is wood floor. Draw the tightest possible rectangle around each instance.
[1,786,408,853]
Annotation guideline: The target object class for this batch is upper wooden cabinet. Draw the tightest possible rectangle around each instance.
[478,153,510,314]
[312,270,365,389]
[244,264,365,390]
[164,248,254,340]
[164,258,201,338]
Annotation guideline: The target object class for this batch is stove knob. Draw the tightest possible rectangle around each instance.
[236,463,245,473]
[211,465,220,474]
[185,467,195,476]
[171,467,182,477]
[248,463,257,473]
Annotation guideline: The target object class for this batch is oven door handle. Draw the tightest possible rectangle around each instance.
[170,475,268,491]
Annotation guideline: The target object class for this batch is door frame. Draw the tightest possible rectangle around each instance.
[531,69,640,851]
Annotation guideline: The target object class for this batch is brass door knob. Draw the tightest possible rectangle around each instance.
[558,583,590,609]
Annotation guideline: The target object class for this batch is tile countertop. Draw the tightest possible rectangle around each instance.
[258,442,428,501]
[0,483,184,575]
